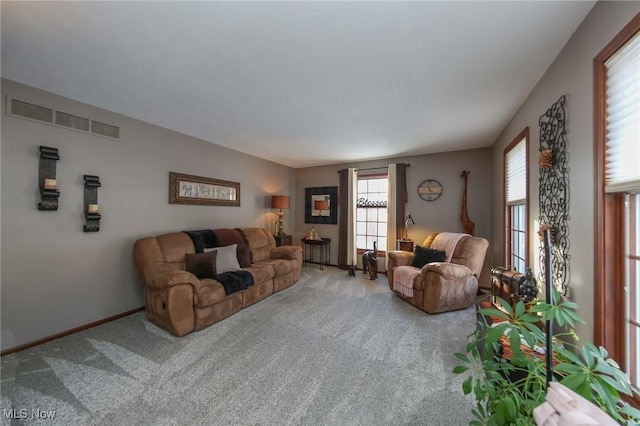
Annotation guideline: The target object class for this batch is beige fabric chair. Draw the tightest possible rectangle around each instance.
[387,233,489,313]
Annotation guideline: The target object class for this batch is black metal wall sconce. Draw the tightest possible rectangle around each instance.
[83,175,101,232]
[38,146,60,211]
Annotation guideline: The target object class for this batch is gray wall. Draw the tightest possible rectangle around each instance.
[294,148,493,284]
[490,1,640,344]
[1,79,296,351]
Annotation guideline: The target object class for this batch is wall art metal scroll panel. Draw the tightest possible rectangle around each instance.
[538,95,570,296]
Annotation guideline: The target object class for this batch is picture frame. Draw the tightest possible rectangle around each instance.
[305,186,338,224]
[169,172,240,206]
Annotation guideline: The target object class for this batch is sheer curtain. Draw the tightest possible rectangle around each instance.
[338,168,358,269]
[386,163,407,268]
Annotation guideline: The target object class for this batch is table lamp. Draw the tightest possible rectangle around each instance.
[314,200,329,216]
[271,195,290,236]
[403,214,415,240]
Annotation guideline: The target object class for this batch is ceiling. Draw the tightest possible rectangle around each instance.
[1,1,595,168]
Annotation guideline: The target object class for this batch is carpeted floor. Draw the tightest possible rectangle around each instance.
[1,266,477,425]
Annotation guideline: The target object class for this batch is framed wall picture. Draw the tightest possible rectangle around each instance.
[305,186,338,224]
[169,172,240,206]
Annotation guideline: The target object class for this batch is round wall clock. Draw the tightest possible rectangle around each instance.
[417,179,443,201]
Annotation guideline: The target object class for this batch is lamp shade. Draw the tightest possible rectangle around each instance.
[271,195,290,210]
[314,200,329,210]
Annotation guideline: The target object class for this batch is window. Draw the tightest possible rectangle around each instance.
[626,194,640,392]
[594,14,640,404]
[356,175,388,252]
[504,128,529,272]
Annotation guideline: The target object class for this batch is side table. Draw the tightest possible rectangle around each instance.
[301,237,331,270]
[396,239,414,252]
[274,234,292,247]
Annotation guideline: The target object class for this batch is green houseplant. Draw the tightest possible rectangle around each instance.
[454,291,640,425]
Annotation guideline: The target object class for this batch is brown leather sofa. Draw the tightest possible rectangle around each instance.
[133,228,302,336]
[387,233,488,314]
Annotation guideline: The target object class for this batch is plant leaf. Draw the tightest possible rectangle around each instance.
[462,375,472,395]
[486,323,509,344]
[454,352,470,363]
[497,297,513,316]
[561,372,590,399]
[479,307,508,319]
[580,342,596,367]
[619,404,640,421]
[453,365,469,374]
[520,313,542,323]
[530,303,550,313]
[560,300,578,309]
[557,348,582,366]
[553,363,582,374]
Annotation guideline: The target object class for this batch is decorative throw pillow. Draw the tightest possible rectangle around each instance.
[237,244,251,268]
[412,245,447,269]
[204,244,241,274]
[185,251,217,279]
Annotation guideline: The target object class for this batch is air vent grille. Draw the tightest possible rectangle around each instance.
[7,96,120,140]
[11,99,53,123]
[91,120,120,139]
[56,111,90,132]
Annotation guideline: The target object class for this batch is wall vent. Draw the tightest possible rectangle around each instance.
[7,96,120,140]
[91,120,120,139]
[10,99,54,123]
[56,111,90,132]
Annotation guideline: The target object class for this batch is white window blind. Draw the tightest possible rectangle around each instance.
[506,138,527,204]
[605,30,640,193]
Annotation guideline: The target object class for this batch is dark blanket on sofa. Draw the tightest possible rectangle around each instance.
[216,270,254,295]
[183,230,219,253]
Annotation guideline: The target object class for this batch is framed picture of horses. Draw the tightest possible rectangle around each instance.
[169,172,240,206]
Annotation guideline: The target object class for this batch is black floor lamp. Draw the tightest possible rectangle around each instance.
[542,228,554,388]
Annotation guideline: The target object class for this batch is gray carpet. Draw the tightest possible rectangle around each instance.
[1,267,476,425]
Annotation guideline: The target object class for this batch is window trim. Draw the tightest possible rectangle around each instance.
[594,12,640,406]
[356,173,388,254]
[503,127,530,269]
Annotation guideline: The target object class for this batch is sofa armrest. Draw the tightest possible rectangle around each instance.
[148,269,201,290]
[421,262,472,280]
[270,246,302,260]
[388,250,414,268]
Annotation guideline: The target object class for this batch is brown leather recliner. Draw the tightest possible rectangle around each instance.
[387,233,489,314]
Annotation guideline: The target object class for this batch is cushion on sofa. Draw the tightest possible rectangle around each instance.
[242,228,274,263]
[412,245,447,268]
[258,258,299,276]
[243,264,276,283]
[185,251,217,279]
[205,244,241,274]
[237,244,251,268]
[195,279,228,307]
[213,228,245,247]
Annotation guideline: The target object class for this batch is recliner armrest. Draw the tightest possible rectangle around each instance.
[270,246,302,260]
[421,262,472,280]
[148,269,201,291]
[388,250,414,268]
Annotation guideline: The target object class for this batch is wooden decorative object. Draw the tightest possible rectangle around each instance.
[38,146,60,211]
[537,224,555,243]
[83,175,101,232]
[460,170,475,235]
[538,149,553,169]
